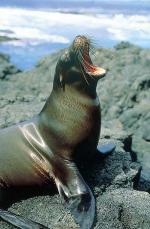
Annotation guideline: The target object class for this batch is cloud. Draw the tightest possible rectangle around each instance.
[0,7,150,47]
[106,14,150,41]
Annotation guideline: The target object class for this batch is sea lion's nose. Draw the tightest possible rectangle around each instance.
[74,35,88,46]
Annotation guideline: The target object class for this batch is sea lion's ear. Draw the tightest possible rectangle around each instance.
[60,74,65,90]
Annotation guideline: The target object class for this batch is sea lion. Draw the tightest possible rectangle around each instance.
[0,35,107,229]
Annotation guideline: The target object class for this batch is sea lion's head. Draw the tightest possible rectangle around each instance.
[53,35,106,93]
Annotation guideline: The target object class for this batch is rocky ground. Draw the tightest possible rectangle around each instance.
[0,43,149,228]
[94,42,150,191]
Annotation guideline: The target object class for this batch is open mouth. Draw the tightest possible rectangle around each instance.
[72,35,106,78]
[82,46,106,77]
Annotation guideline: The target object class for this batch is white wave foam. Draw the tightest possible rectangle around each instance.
[0,7,150,46]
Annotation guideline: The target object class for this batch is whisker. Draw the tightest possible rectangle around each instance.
[80,63,89,85]
[77,50,83,63]
[89,38,98,47]
[87,36,97,47]
[78,53,95,80]
[89,45,96,53]
[78,50,85,62]
[78,52,91,68]
[78,52,96,70]
[75,48,80,62]
[89,49,97,57]
[81,53,97,70]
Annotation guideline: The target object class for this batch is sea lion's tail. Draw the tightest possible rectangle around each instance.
[0,209,48,229]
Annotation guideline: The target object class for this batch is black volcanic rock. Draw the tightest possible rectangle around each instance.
[0,53,21,80]
[93,44,150,190]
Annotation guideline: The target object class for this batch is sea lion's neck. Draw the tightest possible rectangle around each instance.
[41,85,98,117]
[38,86,100,159]
[39,86,99,135]
[53,76,98,98]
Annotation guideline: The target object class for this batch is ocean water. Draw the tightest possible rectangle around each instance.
[0,1,150,70]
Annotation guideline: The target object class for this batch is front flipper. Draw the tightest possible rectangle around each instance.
[54,161,95,229]
[65,187,95,229]
[0,209,48,229]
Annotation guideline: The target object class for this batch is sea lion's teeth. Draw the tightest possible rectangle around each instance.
[87,67,106,76]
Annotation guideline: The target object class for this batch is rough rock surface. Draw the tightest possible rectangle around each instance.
[0,44,150,228]
[94,42,150,189]
[0,54,21,80]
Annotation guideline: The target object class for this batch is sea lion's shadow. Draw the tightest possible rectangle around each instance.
[2,182,57,209]
[78,150,114,188]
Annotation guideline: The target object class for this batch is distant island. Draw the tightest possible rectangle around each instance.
[0,35,18,43]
